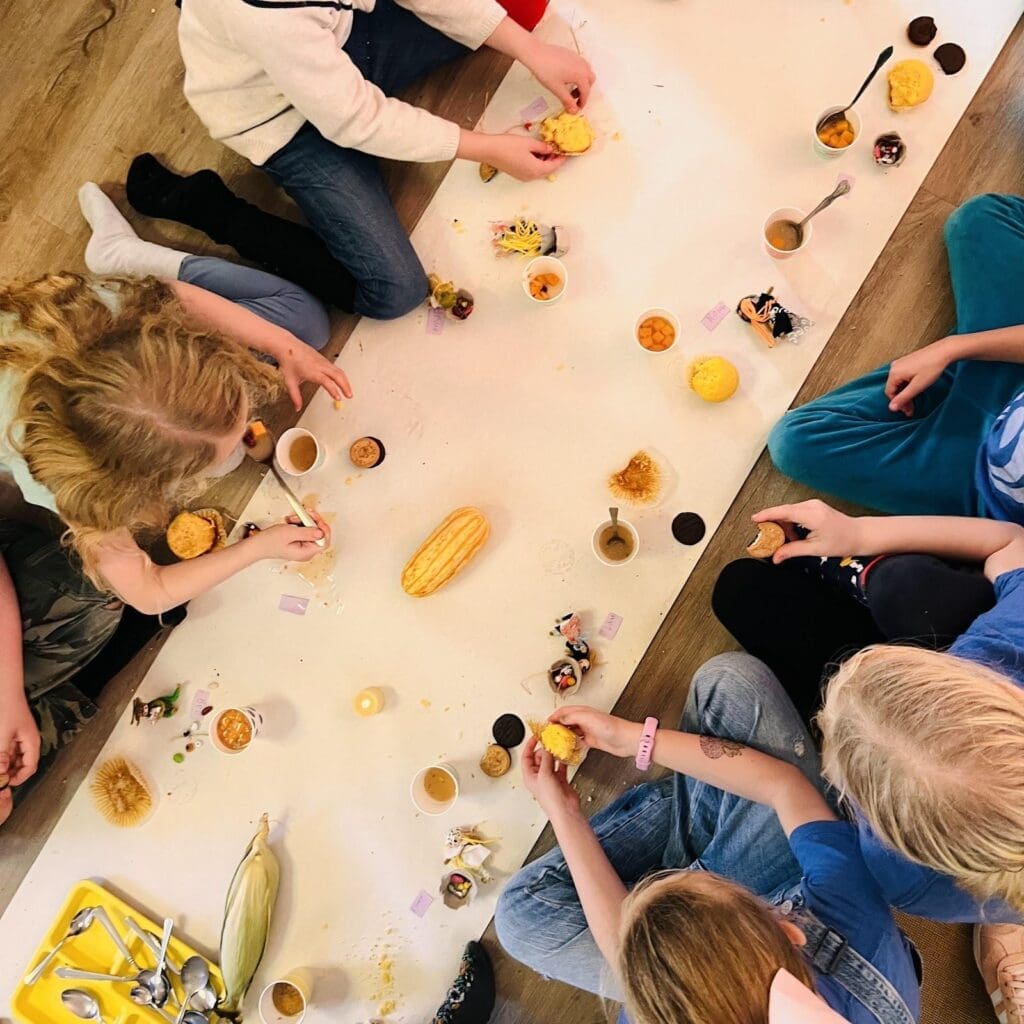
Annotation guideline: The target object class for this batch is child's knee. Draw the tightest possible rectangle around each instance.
[359,269,428,320]
[684,652,771,730]
[292,297,332,350]
[944,193,1006,250]
[767,408,817,481]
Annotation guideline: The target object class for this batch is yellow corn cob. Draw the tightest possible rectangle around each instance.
[218,813,280,1017]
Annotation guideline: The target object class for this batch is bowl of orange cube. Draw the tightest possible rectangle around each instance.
[813,106,860,157]
[635,308,679,354]
[523,255,567,304]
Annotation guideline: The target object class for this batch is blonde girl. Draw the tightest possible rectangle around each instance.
[496,652,920,1024]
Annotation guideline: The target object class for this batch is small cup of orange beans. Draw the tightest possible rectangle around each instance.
[635,308,679,353]
[813,106,861,157]
[523,255,567,304]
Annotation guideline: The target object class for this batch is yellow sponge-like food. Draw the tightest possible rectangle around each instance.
[888,59,934,111]
[690,356,740,403]
[539,112,594,154]
[532,722,584,765]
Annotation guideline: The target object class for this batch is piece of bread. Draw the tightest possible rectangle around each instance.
[166,508,227,560]
[746,521,786,559]
[888,59,934,111]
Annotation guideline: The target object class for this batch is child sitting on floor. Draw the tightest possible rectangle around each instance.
[496,652,921,1024]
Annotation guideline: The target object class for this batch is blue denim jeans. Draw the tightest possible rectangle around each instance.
[261,0,470,320]
[768,193,1024,515]
[178,255,330,351]
[494,652,826,995]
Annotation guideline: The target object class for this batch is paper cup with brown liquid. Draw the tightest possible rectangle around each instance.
[410,763,459,815]
[592,517,640,566]
[275,427,325,476]
[259,969,313,1024]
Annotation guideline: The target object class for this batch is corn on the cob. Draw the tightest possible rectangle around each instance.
[218,813,280,1017]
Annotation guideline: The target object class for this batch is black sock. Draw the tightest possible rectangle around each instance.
[126,153,357,312]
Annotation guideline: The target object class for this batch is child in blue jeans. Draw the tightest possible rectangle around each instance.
[496,653,921,1024]
[769,193,1024,520]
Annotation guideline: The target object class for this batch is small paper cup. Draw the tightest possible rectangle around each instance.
[410,763,460,815]
[592,518,640,567]
[813,105,861,158]
[763,207,813,260]
[275,427,325,477]
[209,706,263,755]
[635,308,679,354]
[523,255,567,304]
[259,969,313,1024]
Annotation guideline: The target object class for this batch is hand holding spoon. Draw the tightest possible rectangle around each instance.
[817,45,894,133]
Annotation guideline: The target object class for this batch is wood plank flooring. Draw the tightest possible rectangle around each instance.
[2,4,1023,1021]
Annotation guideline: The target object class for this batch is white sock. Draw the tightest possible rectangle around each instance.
[78,182,190,280]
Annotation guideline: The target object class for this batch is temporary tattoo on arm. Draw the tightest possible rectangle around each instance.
[699,735,744,760]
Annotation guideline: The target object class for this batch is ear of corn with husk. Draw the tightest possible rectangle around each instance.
[218,813,280,1018]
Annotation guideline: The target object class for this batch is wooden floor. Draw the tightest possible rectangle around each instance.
[2,3,1024,1022]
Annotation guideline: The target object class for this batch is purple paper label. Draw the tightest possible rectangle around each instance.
[279,594,309,616]
[701,302,730,332]
[520,96,549,122]
[410,890,434,917]
[599,612,623,639]
[426,306,446,335]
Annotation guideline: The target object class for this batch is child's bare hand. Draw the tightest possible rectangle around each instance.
[525,42,596,112]
[253,511,330,562]
[753,499,866,563]
[549,706,641,759]
[485,134,565,181]
[885,343,950,417]
[522,737,582,821]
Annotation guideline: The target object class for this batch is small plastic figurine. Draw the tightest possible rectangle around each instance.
[551,612,591,672]
[131,684,182,725]
[736,288,812,347]
[428,273,475,321]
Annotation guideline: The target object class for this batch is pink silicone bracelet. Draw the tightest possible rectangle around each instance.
[635,717,659,771]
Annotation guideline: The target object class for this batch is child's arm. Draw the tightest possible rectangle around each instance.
[886,326,1024,416]
[93,515,328,615]
[0,554,40,790]
[754,499,1024,581]
[549,709,835,837]
[169,281,351,411]
[520,738,627,973]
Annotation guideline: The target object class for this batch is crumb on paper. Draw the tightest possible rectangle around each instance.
[546,173,557,182]
[333,399,344,410]
[420,699,431,709]
[612,131,622,141]
[555,362,565,370]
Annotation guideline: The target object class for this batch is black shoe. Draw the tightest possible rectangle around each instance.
[432,941,496,1024]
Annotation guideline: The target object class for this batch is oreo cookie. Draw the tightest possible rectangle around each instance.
[934,42,966,75]
[492,713,526,749]
[671,512,707,546]
[907,16,937,46]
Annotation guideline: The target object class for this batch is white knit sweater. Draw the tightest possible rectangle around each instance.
[178,0,507,165]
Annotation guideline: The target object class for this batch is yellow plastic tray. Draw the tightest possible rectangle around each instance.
[10,879,223,1024]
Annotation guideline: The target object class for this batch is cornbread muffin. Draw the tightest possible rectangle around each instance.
[888,59,934,110]
[166,508,227,560]
[539,112,594,154]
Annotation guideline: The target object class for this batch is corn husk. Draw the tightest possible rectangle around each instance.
[218,813,280,1017]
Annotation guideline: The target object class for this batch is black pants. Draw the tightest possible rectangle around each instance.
[711,555,996,726]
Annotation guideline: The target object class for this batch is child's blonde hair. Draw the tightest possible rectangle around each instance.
[1,273,280,580]
[819,644,1024,911]
[618,870,813,1024]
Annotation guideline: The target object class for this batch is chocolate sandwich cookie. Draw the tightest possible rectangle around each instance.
[934,42,966,75]
[907,16,937,46]
[746,522,786,559]
[671,512,707,546]
[492,713,526,749]
[349,436,386,468]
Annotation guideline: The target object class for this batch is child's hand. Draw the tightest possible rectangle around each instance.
[275,341,353,412]
[549,706,642,759]
[524,42,596,112]
[521,737,581,822]
[753,500,866,563]
[484,134,566,180]
[251,512,331,562]
[884,343,951,417]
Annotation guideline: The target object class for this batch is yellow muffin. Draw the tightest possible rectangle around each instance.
[690,356,740,403]
[539,112,594,154]
[888,59,934,111]
[533,722,584,765]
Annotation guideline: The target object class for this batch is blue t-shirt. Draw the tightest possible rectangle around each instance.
[791,820,921,1023]
[978,390,1024,524]
[856,568,1024,923]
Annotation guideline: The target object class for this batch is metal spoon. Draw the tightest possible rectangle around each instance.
[770,179,852,252]
[189,981,218,1013]
[60,988,106,1024]
[174,958,210,1024]
[57,965,171,1006]
[25,908,95,985]
[817,45,894,133]
[123,917,181,974]
[91,907,138,971]
[606,507,625,548]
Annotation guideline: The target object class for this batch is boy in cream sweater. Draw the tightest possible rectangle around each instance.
[176,0,594,318]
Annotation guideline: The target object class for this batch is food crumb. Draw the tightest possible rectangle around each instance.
[420,699,431,709]
[612,131,622,141]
